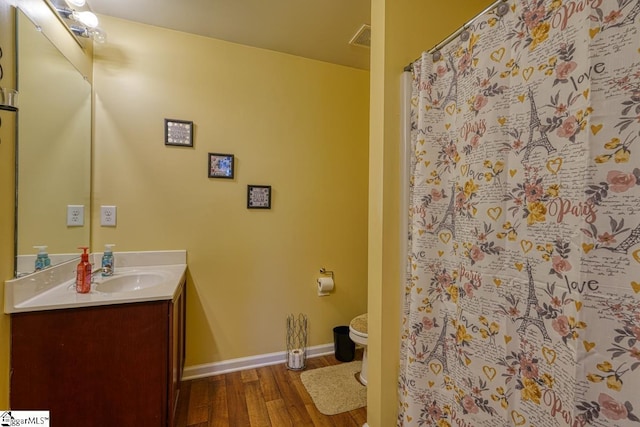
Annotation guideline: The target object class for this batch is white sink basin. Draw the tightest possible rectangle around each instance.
[95,272,167,293]
[5,251,188,313]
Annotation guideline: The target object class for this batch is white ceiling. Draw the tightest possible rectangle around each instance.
[87,0,371,70]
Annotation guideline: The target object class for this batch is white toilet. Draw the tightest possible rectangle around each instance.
[349,313,368,386]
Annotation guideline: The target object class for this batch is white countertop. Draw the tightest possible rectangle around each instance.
[4,250,187,314]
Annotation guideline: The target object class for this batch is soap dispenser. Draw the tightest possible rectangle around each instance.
[101,244,115,277]
[33,246,51,271]
[76,247,92,294]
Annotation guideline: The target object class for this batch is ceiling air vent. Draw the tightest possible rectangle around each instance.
[349,24,371,48]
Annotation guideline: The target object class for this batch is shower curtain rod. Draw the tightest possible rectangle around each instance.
[403,0,507,72]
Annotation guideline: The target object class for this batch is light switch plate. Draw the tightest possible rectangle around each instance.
[101,205,117,227]
[67,205,84,226]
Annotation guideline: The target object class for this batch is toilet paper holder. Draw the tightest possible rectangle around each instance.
[319,267,334,279]
[317,268,335,296]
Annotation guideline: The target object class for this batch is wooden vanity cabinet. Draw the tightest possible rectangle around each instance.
[10,281,186,427]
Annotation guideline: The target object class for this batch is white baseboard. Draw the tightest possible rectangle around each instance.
[182,343,335,380]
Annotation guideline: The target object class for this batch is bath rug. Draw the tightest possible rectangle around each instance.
[300,361,366,415]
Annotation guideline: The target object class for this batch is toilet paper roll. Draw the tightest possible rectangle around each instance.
[317,277,334,296]
[288,348,304,369]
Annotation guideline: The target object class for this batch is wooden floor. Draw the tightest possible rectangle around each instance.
[175,351,367,427]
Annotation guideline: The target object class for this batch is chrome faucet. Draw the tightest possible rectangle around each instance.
[91,268,104,282]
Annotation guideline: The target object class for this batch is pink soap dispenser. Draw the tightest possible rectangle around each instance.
[76,247,92,294]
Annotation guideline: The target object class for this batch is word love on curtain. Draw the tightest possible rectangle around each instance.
[400,1,640,426]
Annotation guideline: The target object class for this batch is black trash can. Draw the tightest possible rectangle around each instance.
[333,325,355,362]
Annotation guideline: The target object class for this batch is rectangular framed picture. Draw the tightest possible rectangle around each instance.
[247,185,271,209]
[208,153,235,179]
[164,119,194,147]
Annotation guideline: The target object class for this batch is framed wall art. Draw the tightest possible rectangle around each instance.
[208,153,235,179]
[247,185,271,209]
[164,118,193,147]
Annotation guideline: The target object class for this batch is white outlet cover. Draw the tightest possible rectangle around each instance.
[101,205,117,227]
[67,205,84,226]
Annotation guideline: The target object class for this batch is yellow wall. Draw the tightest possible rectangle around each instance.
[367,0,495,425]
[0,1,16,407]
[92,16,370,364]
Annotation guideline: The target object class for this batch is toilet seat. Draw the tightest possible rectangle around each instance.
[349,313,368,386]
[349,329,367,345]
[349,313,367,340]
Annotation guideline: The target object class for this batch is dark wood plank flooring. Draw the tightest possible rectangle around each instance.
[175,352,366,427]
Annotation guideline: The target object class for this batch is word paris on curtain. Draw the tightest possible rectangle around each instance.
[401,1,640,426]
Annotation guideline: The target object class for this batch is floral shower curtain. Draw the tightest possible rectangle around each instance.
[400,0,640,426]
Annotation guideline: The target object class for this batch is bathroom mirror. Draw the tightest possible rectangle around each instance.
[15,9,91,276]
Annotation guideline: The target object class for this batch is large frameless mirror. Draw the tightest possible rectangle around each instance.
[15,9,91,276]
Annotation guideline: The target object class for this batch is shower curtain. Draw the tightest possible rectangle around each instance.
[400,1,640,426]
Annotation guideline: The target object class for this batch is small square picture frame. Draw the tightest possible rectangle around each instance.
[208,153,235,179]
[164,119,194,147]
[247,185,271,209]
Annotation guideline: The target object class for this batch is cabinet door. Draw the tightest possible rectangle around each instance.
[168,281,186,426]
[11,302,169,426]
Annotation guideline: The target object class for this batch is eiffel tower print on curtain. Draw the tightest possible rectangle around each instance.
[520,88,556,164]
[516,260,551,342]
[424,314,449,374]
[605,222,640,254]
[438,53,458,110]
[432,183,457,239]
[607,0,640,29]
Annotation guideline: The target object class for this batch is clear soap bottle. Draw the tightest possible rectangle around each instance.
[33,246,51,271]
[76,247,92,294]
[101,244,115,277]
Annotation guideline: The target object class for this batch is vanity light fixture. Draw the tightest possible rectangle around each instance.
[73,10,98,28]
[69,25,107,43]
[54,1,107,43]
[56,8,98,27]
[64,0,86,7]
